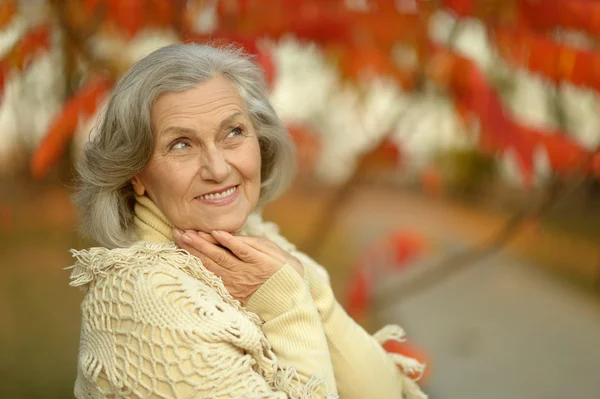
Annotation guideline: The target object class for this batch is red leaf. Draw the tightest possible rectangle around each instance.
[345,267,371,321]
[421,167,443,196]
[387,232,426,269]
[147,0,178,28]
[493,27,600,92]
[30,76,113,179]
[0,61,7,97]
[593,153,600,178]
[441,0,474,17]
[357,139,402,173]
[256,47,276,87]
[518,0,600,37]
[81,0,104,17]
[287,124,321,175]
[382,340,430,381]
[107,0,145,39]
[0,0,17,30]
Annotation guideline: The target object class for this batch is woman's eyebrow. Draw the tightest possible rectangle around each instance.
[219,112,244,130]
[160,126,197,139]
[159,112,245,139]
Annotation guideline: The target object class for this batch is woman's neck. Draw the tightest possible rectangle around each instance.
[133,195,264,243]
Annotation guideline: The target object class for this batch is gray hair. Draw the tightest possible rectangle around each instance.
[74,43,296,248]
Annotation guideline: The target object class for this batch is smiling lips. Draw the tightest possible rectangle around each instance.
[197,185,239,205]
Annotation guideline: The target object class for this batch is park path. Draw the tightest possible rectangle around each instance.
[303,187,600,399]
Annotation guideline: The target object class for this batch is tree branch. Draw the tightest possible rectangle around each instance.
[373,174,587,312]
[50,0,119,79]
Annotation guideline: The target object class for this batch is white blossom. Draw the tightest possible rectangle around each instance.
[552,28,595,51]
[390,43,419,70]
[344,0,370,11]
[312,84,365,183]
[532,145,552,185]
[392,93,474,170]
[499,145,552,187]
[499,148,524,187]
[428,9,457,45]
[0,15,27,56]
[125,29,180,64]
[313,79,408,183]
[189,0,219,33]
[395,0,418,13]
[452,18,493,70]
[0,15,28,166]
[503,67,558,131]
[89,28,179,67]
[269,37,338,124]
[558,82,600,150]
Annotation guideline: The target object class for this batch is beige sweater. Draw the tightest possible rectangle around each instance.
[69,196,426,398]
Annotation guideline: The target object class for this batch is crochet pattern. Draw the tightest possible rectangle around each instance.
[70,245,332,398]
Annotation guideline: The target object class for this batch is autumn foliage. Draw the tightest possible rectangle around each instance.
[0,1,590,180]
[2,0,595,182]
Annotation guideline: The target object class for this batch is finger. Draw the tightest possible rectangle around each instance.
[177,230,238,269]
[178,240,228,274]
[196,230,219,245]
[174,228,219,246]
[235,236,288,263]
[211,230,257,262]
[194,231,233,253]
[194,251,224,275]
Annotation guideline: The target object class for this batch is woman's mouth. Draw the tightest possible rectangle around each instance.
[196,185,239,205]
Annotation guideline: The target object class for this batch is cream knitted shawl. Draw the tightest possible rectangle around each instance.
[68,196,426,399]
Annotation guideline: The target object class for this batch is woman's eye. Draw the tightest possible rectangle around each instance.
[227,127,243,138]
[170,141,190,150]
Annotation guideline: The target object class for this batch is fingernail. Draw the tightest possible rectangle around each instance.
[211,230,222,236]
[181,233,192,243]
[173,229,181,239]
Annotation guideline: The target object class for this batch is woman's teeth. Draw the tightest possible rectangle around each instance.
[199,186,237,200]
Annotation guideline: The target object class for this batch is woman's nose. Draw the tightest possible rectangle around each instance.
[199,147,231,182]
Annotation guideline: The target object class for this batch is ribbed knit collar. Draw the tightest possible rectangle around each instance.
[132,195,270,244]
[133,195,174,243]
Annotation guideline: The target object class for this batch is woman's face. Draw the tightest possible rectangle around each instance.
[132,75,262,233]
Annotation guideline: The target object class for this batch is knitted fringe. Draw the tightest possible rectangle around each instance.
[79,352,103,381]
[273,366,338,399]
[373,325,428,399]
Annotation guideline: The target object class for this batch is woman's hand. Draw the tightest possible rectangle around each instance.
[173,229,304,305]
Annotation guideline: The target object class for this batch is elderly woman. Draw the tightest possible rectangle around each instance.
[69,43,426,399]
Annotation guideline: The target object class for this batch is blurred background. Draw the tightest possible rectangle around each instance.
[1,0,600,398]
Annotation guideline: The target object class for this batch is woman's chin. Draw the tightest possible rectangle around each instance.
[195,218,247,234]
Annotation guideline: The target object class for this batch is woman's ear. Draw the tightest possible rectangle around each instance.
[131,176,146,196]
